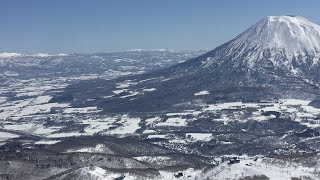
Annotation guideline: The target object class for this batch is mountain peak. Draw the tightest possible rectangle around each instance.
[264,15,307,22]
[242,15,320,53]
[198,15,320,70]
[215,15,320,66]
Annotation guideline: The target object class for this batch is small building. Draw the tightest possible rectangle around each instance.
[228,157,240,165]
[174,172,183,178]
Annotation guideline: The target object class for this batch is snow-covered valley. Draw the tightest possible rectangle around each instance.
[2,15,320,180]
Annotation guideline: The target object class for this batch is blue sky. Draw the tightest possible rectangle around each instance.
[1,0,320,53]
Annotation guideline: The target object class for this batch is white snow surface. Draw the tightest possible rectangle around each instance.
[12,53,68,58]
[32,95,52,105]
[63,107,102,114]
[60,160,317,180]
[233,16,320,55]
[103,115,141,136]
[0,52,22,58]
[128,49,145,52]
[3,123,61,136]
[143,88,156,92]
[33,53,56,58]
[155,117,187,127]
[82,118,116,134]
[0,97,6,104]
[0,132,19,142]
[186,133,213,142]
[194,90,210,96]
[200,156,317,180]
[67,144,114,154]
[35,140,61,145]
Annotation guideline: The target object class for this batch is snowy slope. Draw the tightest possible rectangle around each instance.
[231,16,320,55]
[199,156,318,180]
[202,15,320,69]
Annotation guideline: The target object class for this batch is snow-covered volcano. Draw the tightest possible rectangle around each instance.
[200,15,320,70]
[135,15,320,107]
[163,15,320,88]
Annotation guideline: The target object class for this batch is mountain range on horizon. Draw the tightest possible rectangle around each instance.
[0,49,202,59]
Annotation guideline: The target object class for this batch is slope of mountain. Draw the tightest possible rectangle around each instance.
[54,16,320,113]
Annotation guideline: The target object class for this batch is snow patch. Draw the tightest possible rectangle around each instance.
[103,115,141,136]
[0,132,19,142]
[143,88,156,92]
[35,140,61,145]
[186,133,213,142]
[194,90,210,96]
[156,117,187,127]
[0,52,22,58]
[63,107,102,114]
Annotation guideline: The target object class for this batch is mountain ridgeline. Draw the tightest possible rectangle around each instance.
[55,16,320,113]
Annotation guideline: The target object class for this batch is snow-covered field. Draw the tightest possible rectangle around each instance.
[103,115,141,136]
[47,132,89,138]
[1,76,320,180]
[1,94,320,142]
[203,99,320,126]
[56,155,319,180]
[186,133,213,142]
[67,144,114,154]
[0,97,7,104]
[156,117,188,127]
[34,140,61,145]
[3,123,62,136]
[199,156,319,180]
[63,107,102,114]
[0,132,19,142]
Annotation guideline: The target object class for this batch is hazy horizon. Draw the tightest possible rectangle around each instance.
[1,0,320,54]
